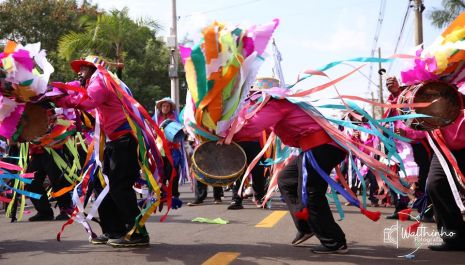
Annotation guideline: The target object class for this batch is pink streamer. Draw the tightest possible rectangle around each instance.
[0,104,25,139]
[178,46,192,64]
[12,49,34,71]
[246,18,279,56]
[0,160,23,171]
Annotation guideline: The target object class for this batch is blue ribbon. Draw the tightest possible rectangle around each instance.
[0,179,41,199]
[303,150,360,208]
[301,154,309,207]
[287,56,399,88]
[349,154,367,209]
[331,187,345,220]
[0,172,33,184]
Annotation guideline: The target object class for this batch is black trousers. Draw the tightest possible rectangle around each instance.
[279,144,347,248]
[194,181,223,201]
[162,155,180,198]
[366,170,379,204]
[231,141,267,203]
[94,135,141,236]
[277,156,312,234]
[426,149,465,246]
[412,142,433,217]
[412,142,431,192]
[25,151,72,216]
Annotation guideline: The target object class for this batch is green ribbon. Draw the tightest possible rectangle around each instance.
[191,217,229,224]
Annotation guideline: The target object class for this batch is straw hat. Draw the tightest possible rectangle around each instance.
[251,77,280,91]
[70,55,107,73]
[155,97,175,111]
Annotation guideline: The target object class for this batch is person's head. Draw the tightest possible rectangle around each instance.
[155,97,176,115]
[346,110,368,124]
[78,65,96,86]
[160,102,172,114]
[386,76,400,95]
[70,55,106,86]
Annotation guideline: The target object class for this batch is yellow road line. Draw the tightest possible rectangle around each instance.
[202,252,240,265]
[255,210,288,228]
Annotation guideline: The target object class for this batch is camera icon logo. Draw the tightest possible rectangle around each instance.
[383,223,399,248]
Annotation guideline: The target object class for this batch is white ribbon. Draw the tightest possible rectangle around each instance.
[427,134,465,211]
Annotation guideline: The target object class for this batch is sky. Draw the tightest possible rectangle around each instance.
[90,0,446,112]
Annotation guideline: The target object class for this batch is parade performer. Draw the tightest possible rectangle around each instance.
[383,76,431,220]
[153,97,177,125]
[0,41,71,221]
[153,97,187,206]
[179,18,417,254]
[54,55,171,247]
[398,12,465,251]
[179,19,279,194]
[228,86,272,210]
[426,104,465,251]
[232,96,351,253]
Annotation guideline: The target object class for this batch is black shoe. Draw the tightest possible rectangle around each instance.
[385,213,399,220]
[257,199,271,209]
[55,212,70,221]
[91,233,110,245]
[291,232,314,246]
[29,213,54,222]
[227,202,244,210]
[420,216,435,223]
[187,200,203,206]
[107,233,150,247]
[428,242,465,251]
[311,243,348,254]
[91,233,124,245]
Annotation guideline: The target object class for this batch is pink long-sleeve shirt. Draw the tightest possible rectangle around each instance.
[387,93,426,141]
[234,98,333,149]
[441,110,465,150]
[56,72,127,137]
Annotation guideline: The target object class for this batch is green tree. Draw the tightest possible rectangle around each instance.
[0,0,99,51]
[0,0,100,82]
[428,0,465,28]
[58,8,171,111]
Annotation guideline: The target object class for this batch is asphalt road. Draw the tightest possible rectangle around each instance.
[0,184,464,265]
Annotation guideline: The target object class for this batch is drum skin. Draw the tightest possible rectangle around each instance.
[18,103,50,142]
[191,141,247,187]
[397,81,462,130]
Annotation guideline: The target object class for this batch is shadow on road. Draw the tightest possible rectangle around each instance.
[1,238,462,265]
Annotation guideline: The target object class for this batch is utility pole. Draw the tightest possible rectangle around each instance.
[413,0,424,46]
[168,0,180,111]
[378,47,385,117]
[371,91,376,118]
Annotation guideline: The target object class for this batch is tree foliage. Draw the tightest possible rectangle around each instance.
[0,0,100,82]
[428,0,465,28]
[0,1,173,111]
[58,8,171,111]
[0,0,99,51]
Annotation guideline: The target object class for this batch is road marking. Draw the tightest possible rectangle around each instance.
[255,210,288,228]
[202,252,240,265]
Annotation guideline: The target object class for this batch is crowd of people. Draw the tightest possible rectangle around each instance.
[0,17,464,259]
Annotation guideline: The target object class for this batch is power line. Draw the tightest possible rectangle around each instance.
[387,0,412,76]
[367,0,386,92]
[180,0,261,19]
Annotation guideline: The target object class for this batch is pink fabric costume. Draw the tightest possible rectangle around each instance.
[234,98,335,150]
[386,92,426,182]
[56,73,128,139]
